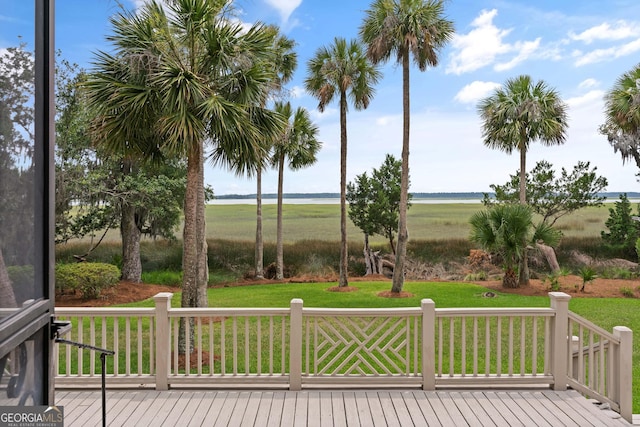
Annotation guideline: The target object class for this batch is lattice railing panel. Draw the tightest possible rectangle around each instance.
[304,315,420,377]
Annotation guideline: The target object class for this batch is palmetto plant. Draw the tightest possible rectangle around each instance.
[84,0,283,310]
[470,204,533,289]
[470,205,561,289]
[360,0,454,293]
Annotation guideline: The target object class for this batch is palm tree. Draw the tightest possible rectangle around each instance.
[360,0,454,293]
[305,37,380,288]
[85,0,282,308]
[255,28,298,280]
[271,102,321,280]
[600,64,640,168]
[470,205,561,288]
[478,75,568,285]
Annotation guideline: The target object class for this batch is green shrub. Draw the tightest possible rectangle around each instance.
[464,271,487,281]
[620,287,635,298]
[601,267,634,280]
[55,263,120,299]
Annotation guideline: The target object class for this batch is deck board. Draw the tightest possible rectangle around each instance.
[57,388,635,426]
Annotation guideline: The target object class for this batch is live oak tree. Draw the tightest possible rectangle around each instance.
[58,59,186,283]
[346,154,410,275]
[482,160,608,227]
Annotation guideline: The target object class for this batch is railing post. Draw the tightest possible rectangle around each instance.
[613,326,633,423]
[421,299,436,390]
[154,292,173,391]
[549,292,570,391]
[290,298,303,391]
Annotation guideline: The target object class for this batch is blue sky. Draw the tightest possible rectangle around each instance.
[3,0,640,195]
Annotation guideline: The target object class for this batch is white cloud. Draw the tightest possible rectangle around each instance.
[290,85,305,99]
[575,37,640,66]
[447,9,541,75]
[566,89,605,109]
[569,21,640,44]
[578,78,599,90]
[494,38,541,71]
[454,81,501,104]
[447,9,511,75]
[264,0,302,23]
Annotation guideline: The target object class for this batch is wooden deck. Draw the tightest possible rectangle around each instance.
[57,388,634,426]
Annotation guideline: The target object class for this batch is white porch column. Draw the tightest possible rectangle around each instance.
[613,326,633,423]
[290,298,303,391]
[549,292,570,391]
[154,292,173,391]
[422,299,436,390]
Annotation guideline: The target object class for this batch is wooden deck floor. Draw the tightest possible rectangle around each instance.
[57,388,633,426]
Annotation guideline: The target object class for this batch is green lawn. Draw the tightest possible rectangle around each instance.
[121,280,639,412]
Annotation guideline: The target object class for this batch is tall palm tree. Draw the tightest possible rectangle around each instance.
[255,28,297,280]
[305,37,380,288]
[600,64,640,168]
[271,102,321,280]
[478,75,568,285]
[360,0,454,293]
[85,0,282,308]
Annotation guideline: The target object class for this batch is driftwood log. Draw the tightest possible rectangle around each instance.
[536,241,560,273]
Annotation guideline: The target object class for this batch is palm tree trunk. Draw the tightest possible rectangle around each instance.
[276,153,285,280]
[339,92,349,288]
[518,144,530,286]
[196,148,208,307]
[255,166,264,279]
[120,201,142,283]
[180,143,200,353]
[392,49,411,294]
[0,247,17,308]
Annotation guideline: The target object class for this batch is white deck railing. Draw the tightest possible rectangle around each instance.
[53,291,634,423]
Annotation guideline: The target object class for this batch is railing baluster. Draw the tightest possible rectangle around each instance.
[209,318,214,375]
[437,318,443,377]
[449,317,454,377]
[113,318,118,376]
[138,317,143,375]
[220,317,226,376]
[125,317,131,375]
[532,317,537,376]
[90,316,95,376]
[485,316,490,376]
[461,317,466,377]
[472,317,478,376]
[232,317,237,375]
[588,331,594,389]
[245,317,250,375]
[520,316,525,376]
[257,316,262,375]
[508,316,513,376]
[197,317,202,376]
[77,317,83,376]
[496,317,502,377]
